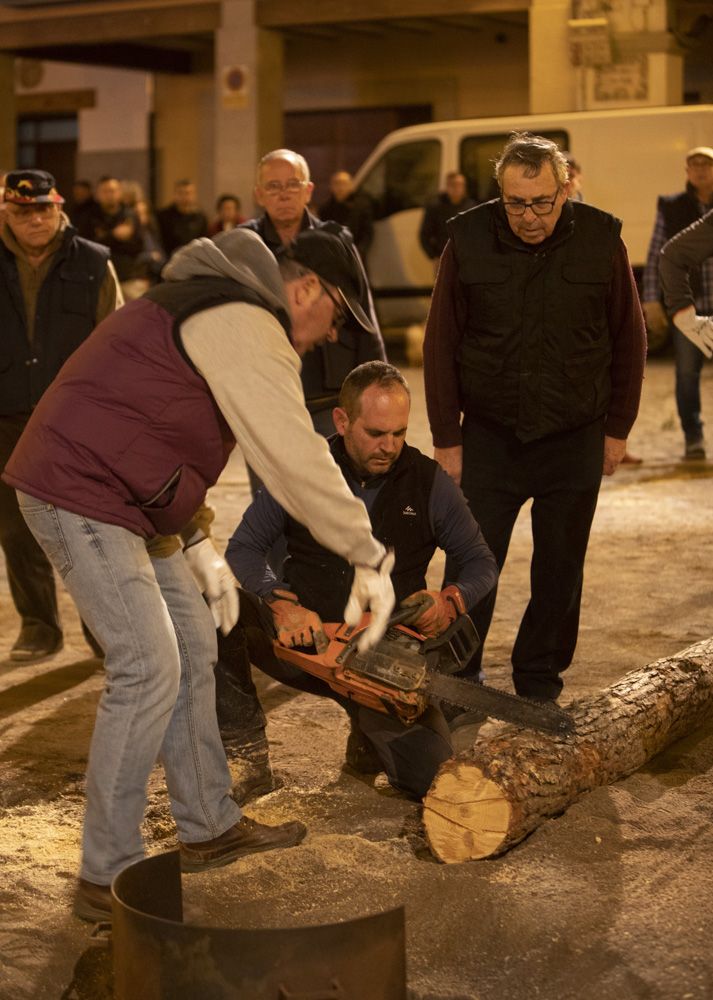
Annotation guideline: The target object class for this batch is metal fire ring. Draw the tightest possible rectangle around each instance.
[111,849,406,999]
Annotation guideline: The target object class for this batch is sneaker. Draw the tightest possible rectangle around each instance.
[179,815,306,872]
[684,437,706,460]
[74,878,112,922]
[10,624,63,663]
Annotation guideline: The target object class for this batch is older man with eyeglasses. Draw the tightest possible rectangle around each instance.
[241,149,385,438]
[423,132,646,713]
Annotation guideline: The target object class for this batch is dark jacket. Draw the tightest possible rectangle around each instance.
[318,193,374,259]
[420,193,478,260]
[658,183,712,300]
[283,437,437,621]
[3,277,286,538]
[78,204,144,282]
[241,210,386,410]
[157,204,209,257]
[0,227,110,416]
[449,199,621,443]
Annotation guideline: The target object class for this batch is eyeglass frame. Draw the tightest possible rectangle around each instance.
[318,280,347,331]
[259,178,309,196]
[501,188,562,217]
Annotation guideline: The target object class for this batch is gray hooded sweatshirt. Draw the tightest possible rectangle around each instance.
[166,229,383,571]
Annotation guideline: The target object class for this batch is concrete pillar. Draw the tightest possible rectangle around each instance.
[214,0,283,214]
[529,0,579,113]
[0,55,16,174]
[154,71,214,207]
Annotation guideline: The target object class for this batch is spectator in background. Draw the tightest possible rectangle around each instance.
[0,169,122,662]
[242,148,385,438]
[419,171,477,272]
[157,179,208,257]
[642,147,713,459]
[78,175,146,300]
[319,171,374,260]
[563,153,583,202]
[66,179,97,231]
[120,180,167,289]
[659,209,713,445]
[208,194,246,236]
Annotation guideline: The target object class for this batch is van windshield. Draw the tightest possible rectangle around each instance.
[358,139,441,220]
[460,130,569,201]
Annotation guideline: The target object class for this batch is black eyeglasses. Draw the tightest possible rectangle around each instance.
[319,281,347,330]
[261,179,307,195]
[502,191,561,216]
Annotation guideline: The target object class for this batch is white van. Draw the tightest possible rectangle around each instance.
[353,105,713,332]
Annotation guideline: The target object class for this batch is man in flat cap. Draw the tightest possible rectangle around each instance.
[642,147,713,458]
[0,168,122,662]
[3,226,395,921]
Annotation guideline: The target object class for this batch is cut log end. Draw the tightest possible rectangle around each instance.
[423,761,512,863]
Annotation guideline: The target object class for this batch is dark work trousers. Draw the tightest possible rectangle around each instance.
[215,591,453,799]
[0,414,62,638]
[451,414,605,701]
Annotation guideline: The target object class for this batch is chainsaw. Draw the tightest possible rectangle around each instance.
[272,606,574,736]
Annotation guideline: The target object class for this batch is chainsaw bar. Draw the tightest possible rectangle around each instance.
[427,672,574,735]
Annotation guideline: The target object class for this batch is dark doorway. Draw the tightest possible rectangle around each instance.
[16,115,78,199]
[285,104,432,208]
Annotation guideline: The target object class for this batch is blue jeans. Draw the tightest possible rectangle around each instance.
[17,493,241,884]
[674,326,705,441]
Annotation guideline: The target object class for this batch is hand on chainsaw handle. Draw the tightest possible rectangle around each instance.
[183,537,239,636]
[266,589,329,654]
[344,549,396,652]
[400,585,466,638]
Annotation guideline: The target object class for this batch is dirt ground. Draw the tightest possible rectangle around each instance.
[1,354,713,1000]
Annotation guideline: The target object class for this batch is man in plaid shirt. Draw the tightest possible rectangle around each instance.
[642,147,713,459]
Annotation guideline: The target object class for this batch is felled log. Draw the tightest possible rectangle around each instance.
[423,639,713,864]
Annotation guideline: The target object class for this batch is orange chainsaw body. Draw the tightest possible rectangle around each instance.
[272,618,430,724]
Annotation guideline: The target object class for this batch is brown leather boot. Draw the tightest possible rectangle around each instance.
[74,878,112,922]
[225,736,282,806]
[343,715,382,775]
[179,815,306,872]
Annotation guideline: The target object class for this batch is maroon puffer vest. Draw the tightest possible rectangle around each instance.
[3,281,276,538]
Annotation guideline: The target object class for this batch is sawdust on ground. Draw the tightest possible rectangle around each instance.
[1,357,713,1000]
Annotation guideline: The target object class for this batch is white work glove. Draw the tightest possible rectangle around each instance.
[674,305,713,359]
[183,537,239,636]
[344,549,396,652]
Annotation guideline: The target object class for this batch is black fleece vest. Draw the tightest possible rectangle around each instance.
[449,200,621,442]
[284,440,438,622]
[0,229,109,416]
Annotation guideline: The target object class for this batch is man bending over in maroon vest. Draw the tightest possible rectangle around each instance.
[2,227,395,922]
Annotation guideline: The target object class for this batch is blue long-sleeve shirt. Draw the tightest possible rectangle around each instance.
[226,456,497,614]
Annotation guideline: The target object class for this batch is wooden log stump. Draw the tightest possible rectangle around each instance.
[423,639,713,863]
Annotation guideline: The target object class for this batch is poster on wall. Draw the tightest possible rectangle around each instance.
[222,66,249,110]
[594,56,649,101]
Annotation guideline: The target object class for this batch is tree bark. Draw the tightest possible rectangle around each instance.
[423,639,713,864]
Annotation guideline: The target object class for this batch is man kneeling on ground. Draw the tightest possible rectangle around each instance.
[216,361,498,802]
